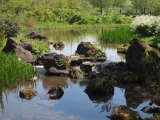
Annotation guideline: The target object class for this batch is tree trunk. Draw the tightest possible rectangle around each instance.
[100,0,102,14]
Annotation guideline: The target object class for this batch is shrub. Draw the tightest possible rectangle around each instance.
[68,13,89,25]
[130,15,160,37]
[0,19,20,37]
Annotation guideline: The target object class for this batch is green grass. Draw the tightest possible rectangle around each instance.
[0,53,36,94]
[20,20,130,30]
[12,33,49,55]
[99,27,134,43]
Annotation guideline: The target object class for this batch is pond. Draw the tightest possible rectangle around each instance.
[0,28,155,120]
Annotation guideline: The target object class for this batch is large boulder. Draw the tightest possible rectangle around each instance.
[111,105,143,120]
[2,37,36,63]
[19,88,37,100]
[20,40,32,52]
[76,42,106,57]
[40,53,68,71]
[126,38,158,74]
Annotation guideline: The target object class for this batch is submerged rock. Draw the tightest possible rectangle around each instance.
[45,86,64,100]
[84,79,114,95]
[19,88,37,100]
[111,105,143,120]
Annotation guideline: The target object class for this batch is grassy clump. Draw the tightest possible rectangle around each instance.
[0,53,35,94]
[31,39,49,55]
[99,27,133,43]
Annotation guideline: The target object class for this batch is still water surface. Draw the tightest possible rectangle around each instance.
[0,28,154,120]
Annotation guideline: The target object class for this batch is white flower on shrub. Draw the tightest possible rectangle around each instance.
[130,15,160,36]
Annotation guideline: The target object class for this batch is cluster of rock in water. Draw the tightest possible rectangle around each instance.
[2,31,160,120]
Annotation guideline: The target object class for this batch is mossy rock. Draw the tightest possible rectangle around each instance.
[111,105,142,120]
[19,88,37,100]
[86,48,106,57]
[126,38,159,73]
[117,45,129,53]
[143,61,156,76]
[76,42,106,58]
[116,71,138,84]
[84,79,114,95]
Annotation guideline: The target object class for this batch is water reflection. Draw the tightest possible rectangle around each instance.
[0,28,154,120]
[0,76,40,113]
[42,75,68,89]
[0,76,154,120]
[39,28,125,62]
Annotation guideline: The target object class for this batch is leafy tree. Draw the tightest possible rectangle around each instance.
[130,0,159,15]
[88,0,112,14]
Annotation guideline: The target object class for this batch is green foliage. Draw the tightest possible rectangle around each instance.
[68,13,90,25]
[144,57,160,84]
[135,25,156,37]
[26,6,57,22]
[0,53,35,94]
[130,15,160,37]
[0,19,20,37]
[31,40,49,55]
[99,27,133,43]
[56,58,67,69]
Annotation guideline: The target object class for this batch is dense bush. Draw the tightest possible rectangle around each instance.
[68,13,89,25]
[68,12,133,25]
[130,15,160,37]
[0,19,20,38]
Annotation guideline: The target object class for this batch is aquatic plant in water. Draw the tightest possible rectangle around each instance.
[99,27,133,43]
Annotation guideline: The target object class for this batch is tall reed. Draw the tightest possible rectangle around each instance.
[99,27,133,43]
[0,53,35,94]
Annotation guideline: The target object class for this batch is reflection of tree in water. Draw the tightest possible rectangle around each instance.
[0,95,4,113]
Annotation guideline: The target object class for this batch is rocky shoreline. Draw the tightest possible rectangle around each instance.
[2,31,160,120]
